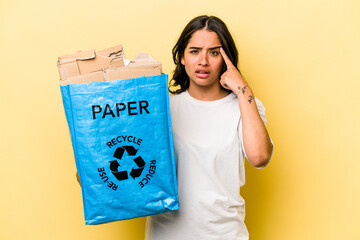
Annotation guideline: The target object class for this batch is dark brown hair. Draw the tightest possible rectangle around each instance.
[169,15,239,94]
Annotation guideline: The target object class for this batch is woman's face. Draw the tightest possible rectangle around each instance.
[181,29,224,92]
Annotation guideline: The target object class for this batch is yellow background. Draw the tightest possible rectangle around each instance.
[1,0,359,239]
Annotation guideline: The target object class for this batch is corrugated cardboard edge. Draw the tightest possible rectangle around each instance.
[59,52,162,86]
[57,45,125,81]
[59,71,106,86]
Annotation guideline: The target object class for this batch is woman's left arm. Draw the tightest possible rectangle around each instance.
[220,48,273,168]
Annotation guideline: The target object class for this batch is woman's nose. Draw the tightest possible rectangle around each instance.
[198,52,209,66]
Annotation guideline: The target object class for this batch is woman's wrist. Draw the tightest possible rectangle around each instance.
[235,83,255,104]
[235,84,248,96]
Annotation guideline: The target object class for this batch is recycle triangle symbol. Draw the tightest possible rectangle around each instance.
[109,146,145,181]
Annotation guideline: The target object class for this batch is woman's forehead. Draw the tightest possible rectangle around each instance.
[187,29,221,48]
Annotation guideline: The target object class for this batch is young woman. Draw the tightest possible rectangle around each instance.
[145,15,273,240]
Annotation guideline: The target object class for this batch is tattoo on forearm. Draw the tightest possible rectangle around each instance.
[236,85,253,103]
[237,85,248,95]
[241,85,247,94]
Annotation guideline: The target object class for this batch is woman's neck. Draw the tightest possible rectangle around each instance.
[187,84,229,101]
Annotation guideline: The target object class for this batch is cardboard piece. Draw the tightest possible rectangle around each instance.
[57,45,162,86]
[58,45,125,81]
[105,53,162,82]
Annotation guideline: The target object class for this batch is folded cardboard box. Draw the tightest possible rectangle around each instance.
[57,45,162,85]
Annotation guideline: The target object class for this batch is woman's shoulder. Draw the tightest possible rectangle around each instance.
[169,91,186,102]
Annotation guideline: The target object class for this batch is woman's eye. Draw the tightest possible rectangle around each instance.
[210,51,220,56]
[189,50,198,54]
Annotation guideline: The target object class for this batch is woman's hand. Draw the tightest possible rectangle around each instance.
[219,48,248,93]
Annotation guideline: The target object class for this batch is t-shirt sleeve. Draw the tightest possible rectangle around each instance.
[238,98,274,168]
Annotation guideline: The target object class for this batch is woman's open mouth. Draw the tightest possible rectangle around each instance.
[195,70,210,78]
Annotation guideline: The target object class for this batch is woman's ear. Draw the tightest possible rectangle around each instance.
[180,56,185,65]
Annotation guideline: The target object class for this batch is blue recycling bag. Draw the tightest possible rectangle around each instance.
[61,74,179,224]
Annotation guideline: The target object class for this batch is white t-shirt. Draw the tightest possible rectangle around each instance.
[145,91,269,240]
